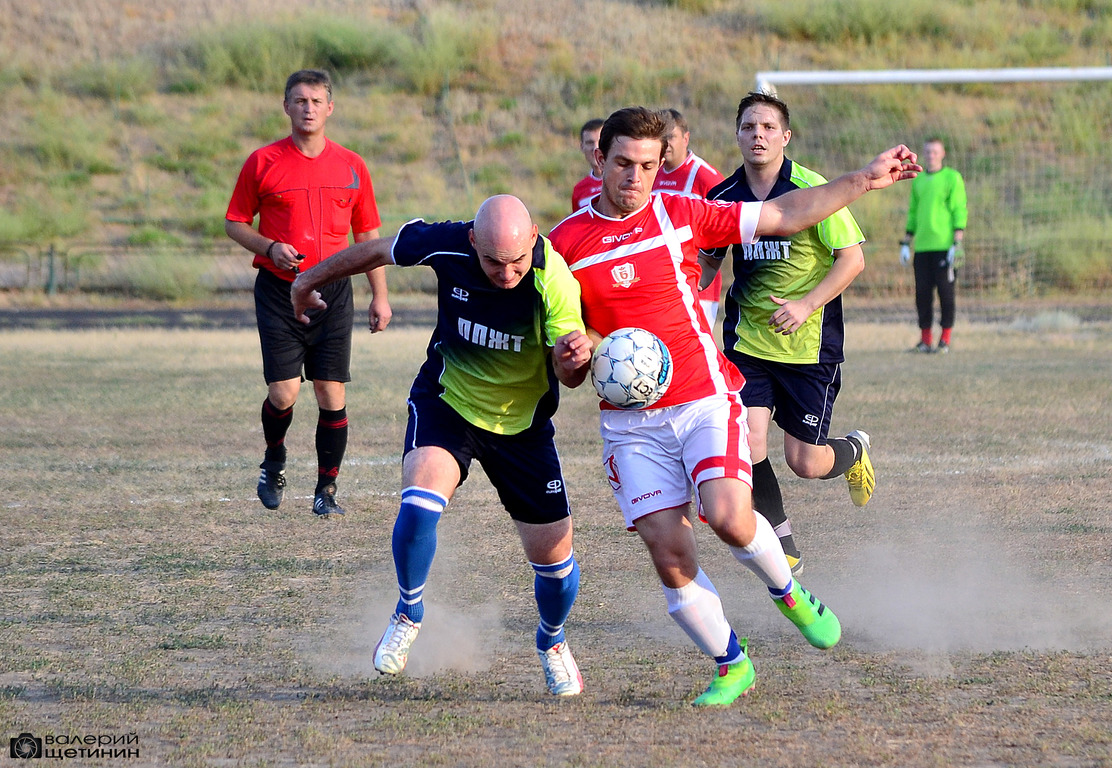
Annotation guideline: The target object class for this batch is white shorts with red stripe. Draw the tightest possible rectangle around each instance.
[599,393,753,530]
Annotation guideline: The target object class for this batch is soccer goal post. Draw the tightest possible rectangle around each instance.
[752,67,1112,321]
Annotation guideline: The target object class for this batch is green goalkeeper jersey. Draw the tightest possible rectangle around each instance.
[906,166,967,252]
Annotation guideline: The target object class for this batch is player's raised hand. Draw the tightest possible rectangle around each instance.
[862,145,921,190]
[291,275,328,325]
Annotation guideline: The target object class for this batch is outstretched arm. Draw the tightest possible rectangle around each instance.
[290,236,395,324]
[758,145,921,238]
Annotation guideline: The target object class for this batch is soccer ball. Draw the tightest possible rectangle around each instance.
[590,327,673,409]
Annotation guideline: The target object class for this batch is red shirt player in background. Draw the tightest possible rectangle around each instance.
[570,118,605,212]
[550,106,919,707]
[226,69,391,519]
[652,108,726,324]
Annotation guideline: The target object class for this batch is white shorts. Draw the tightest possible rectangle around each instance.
[700,299,719,326]
[600,393,753,530]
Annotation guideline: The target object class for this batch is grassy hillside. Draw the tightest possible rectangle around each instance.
[1,0,1110,292]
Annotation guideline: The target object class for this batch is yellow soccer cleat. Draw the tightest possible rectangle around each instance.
[845,429,875,507]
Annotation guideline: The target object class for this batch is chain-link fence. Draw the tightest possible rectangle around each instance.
[0,243,252,297]
[0,242,437,299]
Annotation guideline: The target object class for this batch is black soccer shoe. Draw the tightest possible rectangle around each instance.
[313,483,345,518]
[257,461,286,510]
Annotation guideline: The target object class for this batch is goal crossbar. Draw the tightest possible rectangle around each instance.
[755,66,1112,93]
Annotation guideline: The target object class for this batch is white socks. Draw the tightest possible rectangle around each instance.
[662,568,733,658]
[729,510,793,592]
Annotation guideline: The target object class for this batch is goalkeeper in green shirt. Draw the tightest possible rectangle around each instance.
[900,137,967,353]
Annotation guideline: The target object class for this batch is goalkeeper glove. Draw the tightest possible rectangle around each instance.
[899,242,911,266]
[947,242,965,269]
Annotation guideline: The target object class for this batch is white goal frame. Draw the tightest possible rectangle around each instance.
[745,67,1112,319]
[755,66,1112,94]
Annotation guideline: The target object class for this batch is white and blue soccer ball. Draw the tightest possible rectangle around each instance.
[590,327,673,409]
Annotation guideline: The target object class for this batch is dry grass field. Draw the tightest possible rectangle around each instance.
[1,319,1110,766]
[2,2,1110,765]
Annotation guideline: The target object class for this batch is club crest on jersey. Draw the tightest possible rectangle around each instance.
[451,287,469,302]
[610,262,639,289]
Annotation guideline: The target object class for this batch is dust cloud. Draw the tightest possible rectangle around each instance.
[822,522,1112,654]
[305,591,505,678]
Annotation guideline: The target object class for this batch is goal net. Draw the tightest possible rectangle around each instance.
[752,69,1112,322]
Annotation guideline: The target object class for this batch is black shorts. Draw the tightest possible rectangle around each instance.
[404,394,571,525]
[727,350,841,445]
[254,268,354,384]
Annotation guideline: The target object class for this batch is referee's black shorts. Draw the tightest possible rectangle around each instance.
[404,394,572,525]
[254,268,354,384]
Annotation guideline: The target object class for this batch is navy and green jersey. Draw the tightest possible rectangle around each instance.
[906,166,967,252]
[391,219,585,435]
[706,159,864,365]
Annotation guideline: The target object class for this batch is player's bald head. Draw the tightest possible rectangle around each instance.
[470,195,538,290]
[472,195,535,253]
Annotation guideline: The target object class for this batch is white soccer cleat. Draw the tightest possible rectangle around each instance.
[537,641,583,696]
[373,613,421,675]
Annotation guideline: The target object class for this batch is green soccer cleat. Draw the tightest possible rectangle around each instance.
[693,651,756,707]
[845,429,875,507]
[775,582,841,650]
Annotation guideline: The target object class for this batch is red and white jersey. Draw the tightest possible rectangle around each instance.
[654,152,726,302]
[652,152,724,199]
[571,173,603,211]
[550,193,762,410]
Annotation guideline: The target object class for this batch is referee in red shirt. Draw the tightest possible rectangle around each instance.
[226,69,391,518]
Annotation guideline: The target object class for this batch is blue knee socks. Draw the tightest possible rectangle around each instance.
[391,487,447,623]
[532,553,580,651]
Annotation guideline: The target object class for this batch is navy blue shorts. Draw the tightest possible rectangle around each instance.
[254,268,354,384]
[404,394,571,525]
[726,350,841,445]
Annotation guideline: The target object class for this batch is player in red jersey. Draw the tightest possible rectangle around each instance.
[653,109,727,323]
[226,69,391,519]
[550,106,919,706]
[570,119,605,212]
